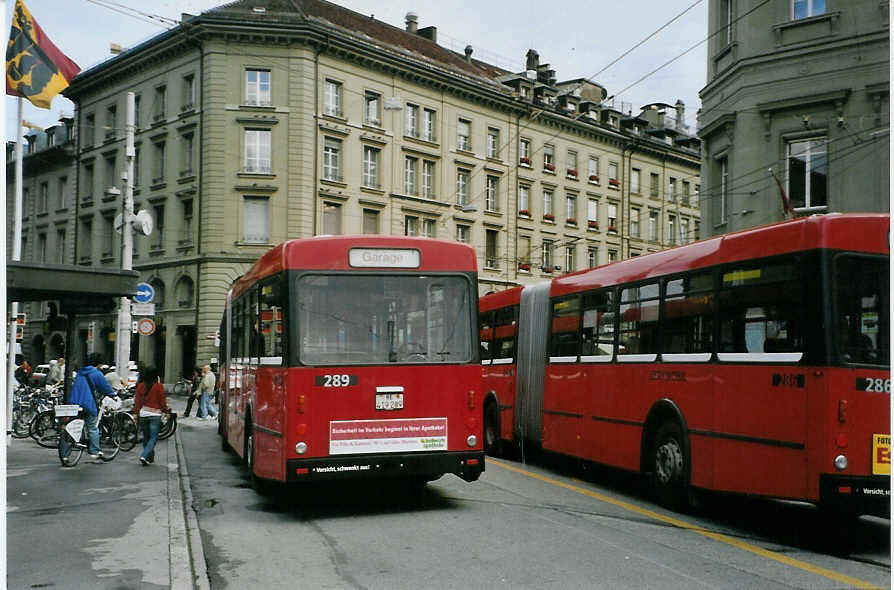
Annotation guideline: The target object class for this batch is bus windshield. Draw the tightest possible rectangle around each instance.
[834,254,889,367]
[296,274,472,366]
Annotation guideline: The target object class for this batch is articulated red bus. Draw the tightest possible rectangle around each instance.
[480,213,889,514]
[219,235,484,491]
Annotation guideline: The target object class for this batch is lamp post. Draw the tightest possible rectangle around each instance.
[115,93,136,383]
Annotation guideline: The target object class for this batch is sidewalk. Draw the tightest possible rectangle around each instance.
[5,394,210,589]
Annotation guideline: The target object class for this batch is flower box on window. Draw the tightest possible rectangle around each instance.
[608,224,617,233]
[518,209,531,217]
[566,218,577,225]
[542,213,555,221]
[518,262,531,271]
[588,220,598,229]
[609,178,620,187]
[566,169,578,178]
[541,265,554,273]
[544,162,555,172]
[520,157,532,166]
[589,174,599,182]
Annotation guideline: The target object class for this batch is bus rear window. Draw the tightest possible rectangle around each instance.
[835,255,889,367]
[296,274,472,366]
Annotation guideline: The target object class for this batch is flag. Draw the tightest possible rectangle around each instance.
[6,0,80,109]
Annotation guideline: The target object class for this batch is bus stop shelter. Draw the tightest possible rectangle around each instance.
[7,261,139,391]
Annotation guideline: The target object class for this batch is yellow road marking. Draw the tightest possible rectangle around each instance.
[490,458,882,590]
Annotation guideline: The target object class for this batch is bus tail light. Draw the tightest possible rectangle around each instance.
[467,390,475,410]
[296,423,307,435]
[837,399,848,424]
[298,394,306,414]
[835,433,848,448]
[296,467,309,475]
[296,442,307,454]
[466,458,479,466]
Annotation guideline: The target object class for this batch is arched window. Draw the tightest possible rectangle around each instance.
[150,278,166,309]
[175,275,194,308]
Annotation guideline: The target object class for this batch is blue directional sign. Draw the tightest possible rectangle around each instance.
[134,282,154,304]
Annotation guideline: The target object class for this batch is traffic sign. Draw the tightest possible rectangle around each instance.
[134,282,154,304]
[136,318,156,336]
[132,303,155,316]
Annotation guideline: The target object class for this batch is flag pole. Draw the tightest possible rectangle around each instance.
[7,97,24,445]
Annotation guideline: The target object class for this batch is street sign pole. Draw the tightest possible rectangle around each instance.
[115,92,136,382]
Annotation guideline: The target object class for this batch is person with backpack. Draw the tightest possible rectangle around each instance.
[66,353,116,460]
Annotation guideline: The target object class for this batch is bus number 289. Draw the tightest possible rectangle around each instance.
[315,374,358,387]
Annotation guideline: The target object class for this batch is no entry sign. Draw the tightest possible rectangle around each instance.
[136,317,156,336]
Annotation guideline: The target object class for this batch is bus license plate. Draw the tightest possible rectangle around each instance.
[376,393,403,410]
[872,434,890,475]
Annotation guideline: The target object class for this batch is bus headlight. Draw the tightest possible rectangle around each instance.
[466,435,477,448]
[296,442,307,455]
[834,454,848,470]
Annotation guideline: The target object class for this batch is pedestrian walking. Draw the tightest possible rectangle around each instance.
[45,359,61,385]
[197,364,217,420]
[66,353,116,460]
[183,367,201,417]
[132,366,170,466]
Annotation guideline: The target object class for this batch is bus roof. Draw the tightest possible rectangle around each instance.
[232,235,478,299]
[550,213,888,297]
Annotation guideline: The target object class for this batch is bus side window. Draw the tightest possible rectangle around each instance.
[582,290,614,357]
[549,296,581,358]
[260,278,283,358]
[479,311,493,361]
[662,273,713,354]
[619,283,659,354]
[493,306,517,361]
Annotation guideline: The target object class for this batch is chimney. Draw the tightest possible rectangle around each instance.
[405,11,418,33]
[464,45,473,63]
[417,26,437,42]
[525,49,539,71]
[675,99,686,130]
[110,43,123,55]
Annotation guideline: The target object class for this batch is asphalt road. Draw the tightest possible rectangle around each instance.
[179,420,891,590]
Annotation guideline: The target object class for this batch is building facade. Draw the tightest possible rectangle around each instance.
[10,0,700,381]
[698,0,889,234]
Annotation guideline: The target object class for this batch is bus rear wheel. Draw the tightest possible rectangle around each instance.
[483,401,501,457]
[245,422,273,495]
[650,421,689,510]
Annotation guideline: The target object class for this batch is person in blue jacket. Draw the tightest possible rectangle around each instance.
[67,353,116,459]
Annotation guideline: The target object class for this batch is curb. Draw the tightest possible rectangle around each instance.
[171,423,211,589]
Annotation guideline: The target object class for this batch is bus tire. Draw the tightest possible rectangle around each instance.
[245,421,273,495]
[483,401,501,457]
[650,421,689,510]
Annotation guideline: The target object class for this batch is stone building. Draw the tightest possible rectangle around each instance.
[10,0,700,381]
[698,0,889,234]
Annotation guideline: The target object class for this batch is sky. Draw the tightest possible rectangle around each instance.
[4,0,708,141]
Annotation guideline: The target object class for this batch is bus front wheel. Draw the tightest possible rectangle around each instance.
[483,401,501,457]
[650,421,689,510]
[245,422,273,495]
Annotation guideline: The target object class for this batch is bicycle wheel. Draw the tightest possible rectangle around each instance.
[114,412,139,452]
[12,407,36,438]
[58,429,82,467]
[173,380,189,396]
[99,417,121,460]
[31,411,60,448]
[158,412,177,440]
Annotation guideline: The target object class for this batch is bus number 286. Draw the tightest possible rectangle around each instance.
[315,374,358,387]
[858,378,891,393]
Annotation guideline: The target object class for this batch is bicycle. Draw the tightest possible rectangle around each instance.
[56,396,123,466]
[172,377,192,396]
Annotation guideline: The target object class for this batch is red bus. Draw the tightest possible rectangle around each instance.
[219,235,484,491]
[480,213,889,514]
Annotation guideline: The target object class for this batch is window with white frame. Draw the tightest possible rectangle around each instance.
[364,91,381,126]
[456,168,470,205]
[485,229,499,268]
[608,249,617,262]
[650,172,659,197]
[322,137,341,181]
[649,210,658,241]
[38,232,47,263]
[543,189,553,218]
[566,150,578,177]
[57,176,67,210]
[322,202,341,235]
[681,218,690,244]
[182,74,195,111]
[245,69,271,106]
[588,156,599,181]
[587,246,598,268]
[422,218,436,238]
[153,141,166,181]
[787,136,827,209]
[362,145,379,188]
[722,0,733,45]
[181,199,193,245]
[542,239,554,269]
[631,207,640,237]
[518,185,530,214]
[404,215,419,237]
[716,156,729,225]
[608,161,619,185]
[56,228,66,263]
[456,224,470,243]
[668,177,677,202]
[457,118,471,151]
[38,181,48,214]
[404,156,419,195]
[565,246,575,273]
[565,194,576,222]
[422,160,435,199]
[243,196,269,243]
[485,175,499,212]
[487,127,500,159]
[792,0,825,20]
[587,199,598,227]
[520,138,531,164]
[668,214,676,245]
[422,108,436,142]
[181,132,194,176]
[519,235,531,266]
[631,168,641,194]
[607,202,617,230]
[543,144,555,170]
[362,209,379,234]
[682,181,691,206]
[244,129,271,174]
[323,79,342,117]
[406,104,419,137]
